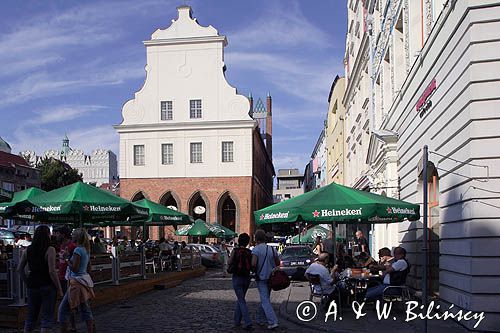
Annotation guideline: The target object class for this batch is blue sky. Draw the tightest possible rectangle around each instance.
[0,0,347,173]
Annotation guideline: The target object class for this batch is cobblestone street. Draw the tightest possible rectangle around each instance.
[83,270,303,333]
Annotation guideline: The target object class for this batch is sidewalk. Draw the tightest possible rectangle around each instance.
[277,281,471,333]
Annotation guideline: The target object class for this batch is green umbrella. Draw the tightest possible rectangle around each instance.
[210,223,237,238]
[255,182,420,225]
[175,219,234,238]
[0,187,46,217]
[175,219,215,237]
[290,225,330,244]
[8,181,149,226]
[133,199,193,225]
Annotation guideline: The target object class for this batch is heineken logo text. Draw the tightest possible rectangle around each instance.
[389,207,415,215]
[84,205,121,212]
[313,208,362,218]
[33,205,61,212]
[261,212,289,220]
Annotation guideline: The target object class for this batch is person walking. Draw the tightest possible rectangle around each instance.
[58,228,95,333]
[55,226,77,332]
[17,225,63,333]
[228,233,253,330]
[251,229,280,330]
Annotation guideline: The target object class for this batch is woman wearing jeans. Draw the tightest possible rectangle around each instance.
[228,233,253,330]
[17,225,63,333]
[58,228,94,333]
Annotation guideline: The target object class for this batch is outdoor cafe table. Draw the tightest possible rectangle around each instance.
[340,270,381,303]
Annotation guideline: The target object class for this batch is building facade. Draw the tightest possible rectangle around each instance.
[274,168,304,202]
[303,129,327,192]
[114,6,274,239]
[343,0,500,330]
[20,136,118,187]
[0,138,41,225]
[325,76,347,185]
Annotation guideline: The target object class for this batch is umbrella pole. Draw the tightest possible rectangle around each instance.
[331,222,336,266]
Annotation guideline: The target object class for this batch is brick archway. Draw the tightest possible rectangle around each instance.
[216,191,240,232]
[188,190,210,222]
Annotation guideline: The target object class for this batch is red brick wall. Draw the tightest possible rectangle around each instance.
[120,176,254,238]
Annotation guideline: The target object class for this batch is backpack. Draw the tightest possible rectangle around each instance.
[228,248,252,276]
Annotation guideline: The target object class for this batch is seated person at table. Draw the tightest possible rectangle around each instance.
[365,247,409,301]
[369,247,393,273]
[158,237,172,253]
[305,254,338,304]
[355,252,376,268]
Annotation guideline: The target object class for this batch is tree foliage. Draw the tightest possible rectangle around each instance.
[39,157,83,191]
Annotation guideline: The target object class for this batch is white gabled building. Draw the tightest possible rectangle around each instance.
[114,6,274,239]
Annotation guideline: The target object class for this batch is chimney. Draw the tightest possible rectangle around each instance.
[266,92,272,160]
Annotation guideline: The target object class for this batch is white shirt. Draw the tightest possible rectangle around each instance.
[305,262,335,294]
[383,259,408,284]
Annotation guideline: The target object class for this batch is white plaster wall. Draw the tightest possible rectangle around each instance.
[116,7,254,180]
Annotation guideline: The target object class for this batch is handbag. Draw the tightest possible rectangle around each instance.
[268,247,290,291]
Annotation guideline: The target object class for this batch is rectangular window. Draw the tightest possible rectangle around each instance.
[133,145,145,166]
[161,101,173,120]
[161,143,173,165]
[222,141,234,162]
[190,142,202,163]
[189,99,202,119]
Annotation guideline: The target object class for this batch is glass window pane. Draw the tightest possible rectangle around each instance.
[190,142,202,163]
[134,145,145,166]
[162,143,173,165]
[222,141,233,162]
[190,99,202,119]
[161,101,173,120]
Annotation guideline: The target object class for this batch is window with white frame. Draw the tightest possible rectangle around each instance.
[190,142,202,163]
[161,101,173,120]
[189,99,202,119]
[133,145,145,166]
[222,141,234,162]
[161,143,173,165]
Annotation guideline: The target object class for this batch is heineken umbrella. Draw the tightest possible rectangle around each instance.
[210,223,237,238]
[290,225,330,244]
[255,182,420,225]
[133,199,193,226]
[0,187,46,217]
[8,181,149,226]
[175,219,233,238]
[175,219,215,237]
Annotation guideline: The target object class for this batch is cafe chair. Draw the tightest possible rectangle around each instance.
[306,274,342,313]
[382,285,412,302]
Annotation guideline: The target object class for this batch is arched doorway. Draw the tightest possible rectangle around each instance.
[131,191,145,202]
[217,192,239,232]
[159,191,180,211]
[130,191,146,239]
[188,191,209,222]
[159,191,180,240]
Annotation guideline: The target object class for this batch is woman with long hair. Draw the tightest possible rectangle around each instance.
[313,236,324,255]
[17,225,63,333]
[58,228,94,333]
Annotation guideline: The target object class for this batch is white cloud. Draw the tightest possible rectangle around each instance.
[226,51,341,104]
[31,105,107,125]
[229,1,331,50]
[10,124,118,156]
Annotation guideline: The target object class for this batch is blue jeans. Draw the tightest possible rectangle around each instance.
[25,285,57,331]
[58,290,93,324]
[232,275,252,327]
[365,283,389,301]
[256,280,278,326]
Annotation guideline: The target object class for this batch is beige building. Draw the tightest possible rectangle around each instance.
[325,76,346,185]
[343,0,500,330]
